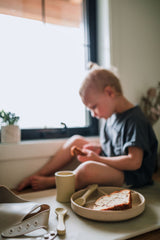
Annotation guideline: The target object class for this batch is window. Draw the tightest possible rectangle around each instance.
[0,0,98,140]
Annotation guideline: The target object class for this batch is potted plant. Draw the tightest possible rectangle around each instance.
[0,110,21,143]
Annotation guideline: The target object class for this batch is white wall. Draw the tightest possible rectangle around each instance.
[0,137,98,188]
[97,0,160,147]
[0,139,65,189]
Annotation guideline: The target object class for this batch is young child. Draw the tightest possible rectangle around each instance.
[17,63,158,191]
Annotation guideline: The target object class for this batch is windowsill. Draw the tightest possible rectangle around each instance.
[0,136,99,161]
[0,139,66,161]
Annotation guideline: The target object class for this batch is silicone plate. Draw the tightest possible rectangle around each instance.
[71,186,145,222]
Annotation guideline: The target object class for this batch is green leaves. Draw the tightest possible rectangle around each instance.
[0,110,20,125]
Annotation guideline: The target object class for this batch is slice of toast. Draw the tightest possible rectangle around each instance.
[71,146,86,157]
[93,189,132,211]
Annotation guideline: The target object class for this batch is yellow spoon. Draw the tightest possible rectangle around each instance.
[74,184,98,206]
[55,208,67,235]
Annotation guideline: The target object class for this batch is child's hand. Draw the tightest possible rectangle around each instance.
[77,149,99,163]
[83,143,101,155]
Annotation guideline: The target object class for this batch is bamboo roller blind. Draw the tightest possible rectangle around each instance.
[0,0,82,27]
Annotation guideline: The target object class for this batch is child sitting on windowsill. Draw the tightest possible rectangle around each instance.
[17,63,158,191]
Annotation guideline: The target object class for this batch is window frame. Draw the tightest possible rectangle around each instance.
[21,0,98,141]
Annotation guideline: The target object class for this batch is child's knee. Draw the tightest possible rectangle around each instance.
[65,135,87,148]
[71,135,84,144]
[76,161,95,186]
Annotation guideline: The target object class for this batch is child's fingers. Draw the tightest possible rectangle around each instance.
[77,155,88,163]
[71,146,86,157]
[83,145,101,155]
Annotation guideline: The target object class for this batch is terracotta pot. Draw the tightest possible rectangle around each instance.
[1,125,21,143]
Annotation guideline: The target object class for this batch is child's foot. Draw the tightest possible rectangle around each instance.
[17,176,33,191]
[31,176,55,191]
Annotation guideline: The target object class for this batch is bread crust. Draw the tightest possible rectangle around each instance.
[71,146,86,157]
[93,189,132,211]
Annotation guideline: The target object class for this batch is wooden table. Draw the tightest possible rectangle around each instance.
[131,229,160,240]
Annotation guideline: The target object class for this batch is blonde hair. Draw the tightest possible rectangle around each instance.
[79,62,123,97]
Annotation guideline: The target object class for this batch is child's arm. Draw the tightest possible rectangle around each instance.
[78,146,143,171]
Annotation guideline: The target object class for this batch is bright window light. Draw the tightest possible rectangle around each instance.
[0,14,86,129]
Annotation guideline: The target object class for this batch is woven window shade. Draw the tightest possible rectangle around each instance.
[0,0,82,27]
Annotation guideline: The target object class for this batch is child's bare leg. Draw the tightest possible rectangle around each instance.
[17,135,90,191]
[74,161,124,189]
[39,135,90,175]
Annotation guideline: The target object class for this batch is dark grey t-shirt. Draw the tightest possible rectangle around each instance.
[100,106,158,187]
